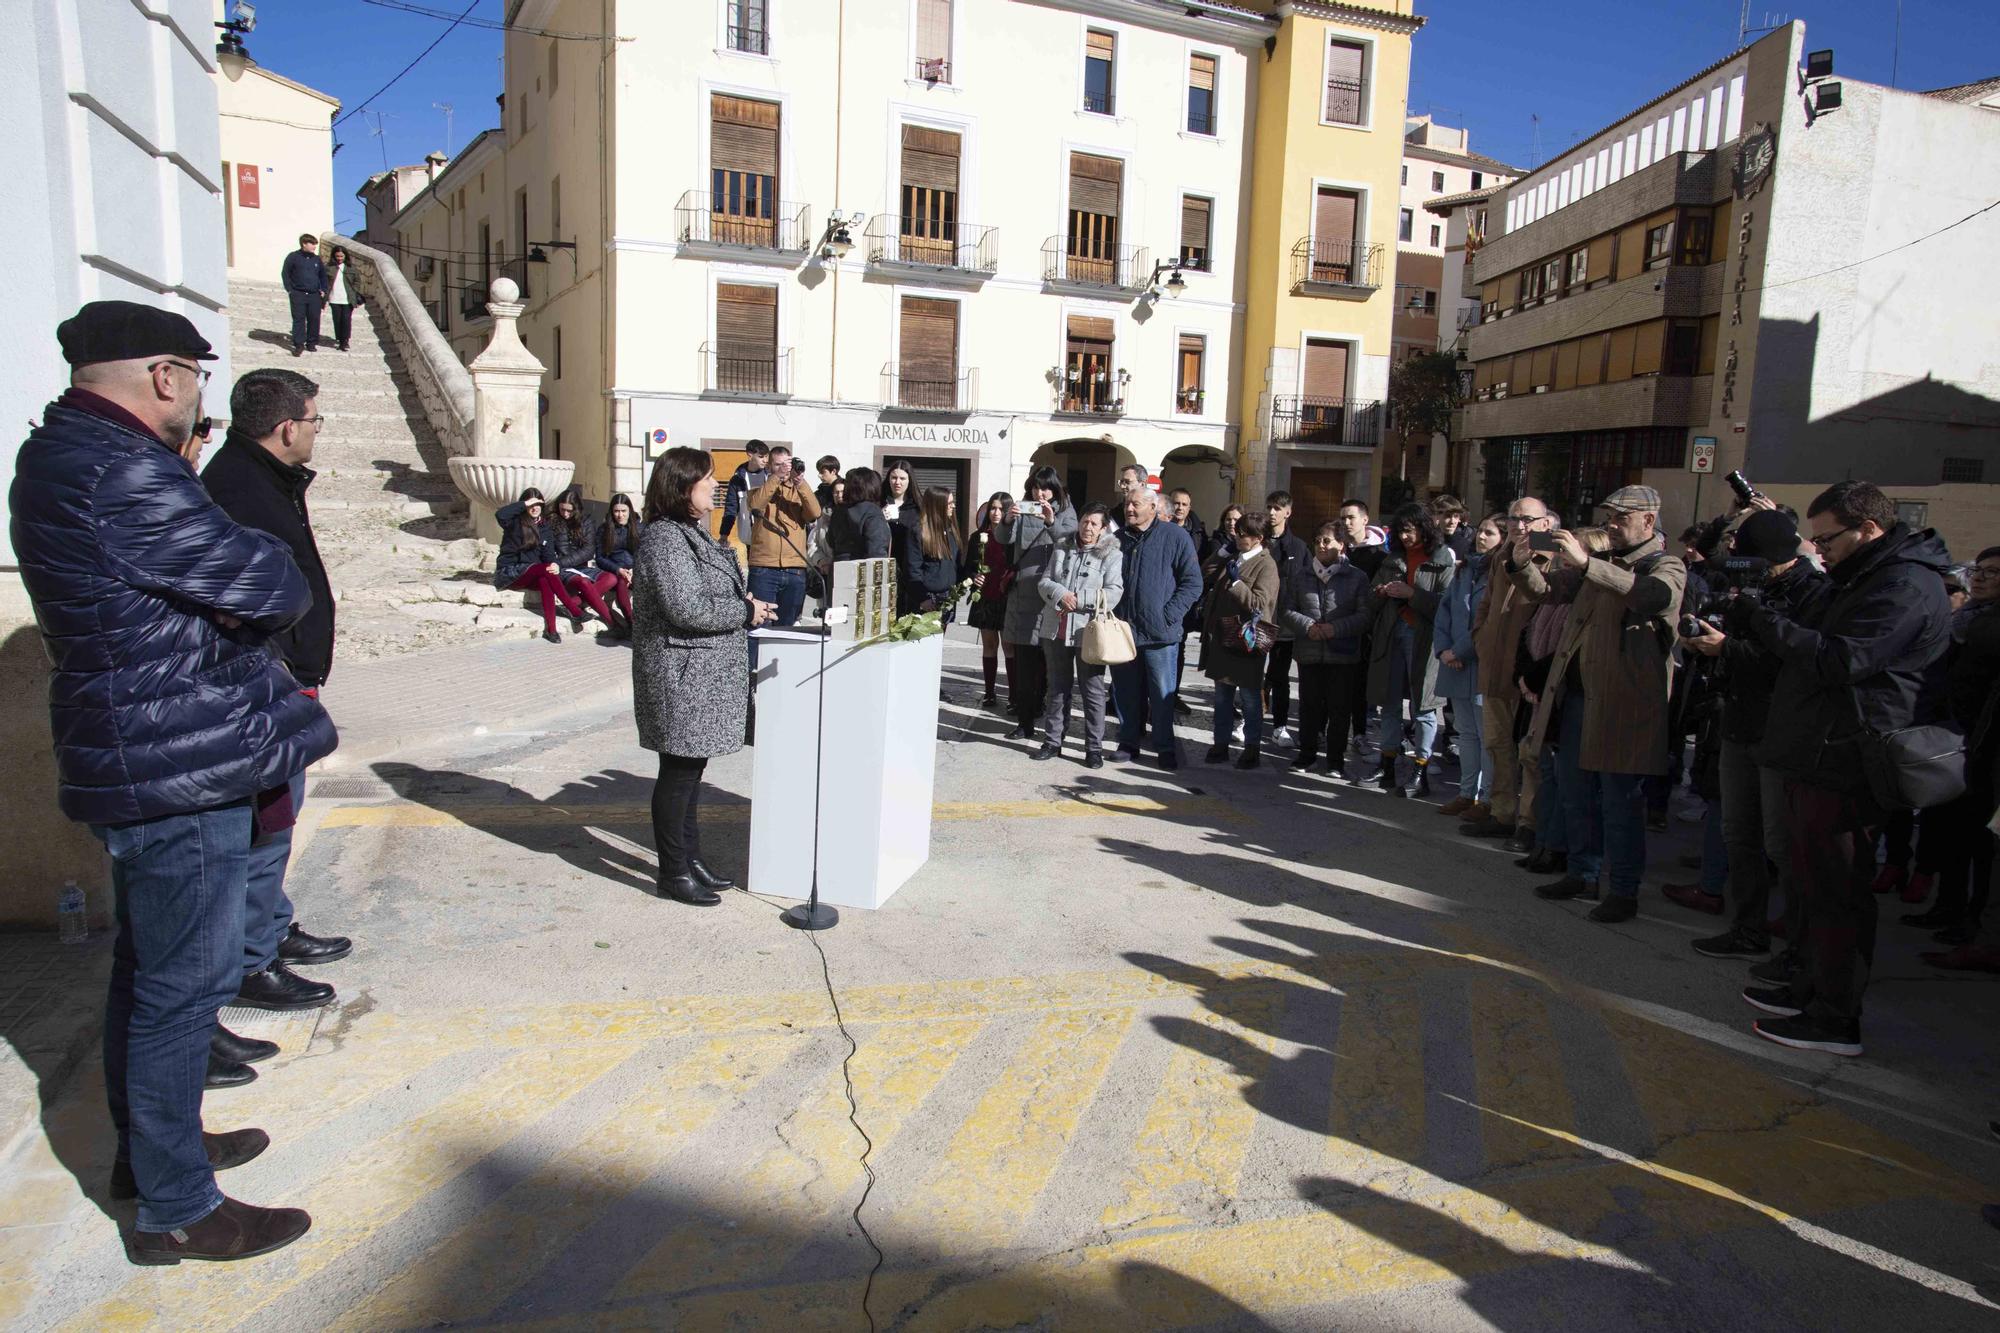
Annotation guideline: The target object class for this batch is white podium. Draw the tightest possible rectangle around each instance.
[748,629,944,910]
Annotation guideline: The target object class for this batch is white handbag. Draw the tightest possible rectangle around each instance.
[1079,587,1137,666]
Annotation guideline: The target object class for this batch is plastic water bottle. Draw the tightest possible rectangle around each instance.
[58,880,87,944]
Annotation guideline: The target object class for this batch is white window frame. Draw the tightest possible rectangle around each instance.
[716,0,777,62]
[906,0,961,91]
[1059,138,1134,273]
[1175,188,1219,278]
[1056,300,1122,409]
[1430,170,1445,193]
[1171,325,1213,420]
[885,101,981,269]
[1076,21,1123,122]
[1181,43,1223,140]
[1308,176,1373,263]
[699,78,795,205]
[1318,29,1378,132]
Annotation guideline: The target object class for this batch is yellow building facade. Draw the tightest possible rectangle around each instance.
[1236,0,1421,534]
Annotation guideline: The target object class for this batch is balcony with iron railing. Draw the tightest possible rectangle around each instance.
[497,256,531,301]
[1043,238,1150,292]
[676,188,811,259]
[1291,239,1384,298]
[1084,88,1114,116]
[726,22,768,55]
[881,366,975,414]
[1054,369,1128,417]
[1175,386,1206,416]
[1271,396,1383,448]
[458,286,489,322]
[865,217,998,278]
[700,344,793,398]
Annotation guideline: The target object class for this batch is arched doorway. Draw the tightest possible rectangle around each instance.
[1028,438,1137,511]
[1159,446,1231,527]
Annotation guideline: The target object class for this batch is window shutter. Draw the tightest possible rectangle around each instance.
[1554,340,1580,390]
[900,125,961,191]
[1086,30,1115,62]
[1584,234,1614,286]
[915,0,952,63]
[1189,53,1216,91]
[1069,153,1122,217]
[1325,40,1364,122]
[1576,333,1607,386]
[1313,188,1357,247]
[1530,346,1555,388]
[1301,339,1349,399]
[1605,326,1638,381]
[899,296,958,386]
[1178,334,1204,402]
[1631,320,1665,375]
[711,94,780,175]
[1067,315,1115,345]
[1179,196,1211,253]
[716,283,777,358]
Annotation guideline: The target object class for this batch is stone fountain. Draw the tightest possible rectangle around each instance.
[447,276,574,543]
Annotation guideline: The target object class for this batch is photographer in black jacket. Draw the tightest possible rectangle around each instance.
[1677,508,1829,964]
[1736,482,1953,1057]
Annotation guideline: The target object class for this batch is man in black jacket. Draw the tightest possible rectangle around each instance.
[1262,490,1311,745]
[719,439,771,543]
[280,234,327,356]
[203,369,352,1027]
[1740,481,1953,1056]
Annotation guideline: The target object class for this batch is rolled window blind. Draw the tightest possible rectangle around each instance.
[1069,153,1122,217]
[1302,339,1349,398]
[1086,30,1115,61]
[1067,315,1115,344]
[711,94,779,175]
[915,0,952,63]
[1189,53,1216,91]
[1325,40,1364,121]
[901,125,961,191]
[1314,188,1357,249]
[716,283,777,358]
[1631,320,1665,375]
[1180,197,1211,252]
[899,297,958,382]
[1584,234,1614,286]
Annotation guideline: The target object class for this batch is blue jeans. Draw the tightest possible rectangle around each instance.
[1213,681,1263,747]
[243,771,305,973]
[1555,690,1648,897]
[95,799,255,1231]
[1535,744,1567,853]
[1112,643,1179,757]
[747,566,807,627]
[1442,690,1489,800]
[1383,620,1439,759]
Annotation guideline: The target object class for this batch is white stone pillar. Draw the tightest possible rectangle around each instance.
[447,277,575,543]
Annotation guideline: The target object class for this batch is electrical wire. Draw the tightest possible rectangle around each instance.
[359,0,618,40]
[333,0,482,129]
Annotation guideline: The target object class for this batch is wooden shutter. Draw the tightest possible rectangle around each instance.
[1069,153,1121,217]
[1189,53,1216,91]
[1630,320,1665,375]
[1179,196,1211,265]
[1301,339,1349,399]
[1313,188,1358,280]
[1584,234,1614,287]
[1554,339,1581,390]
[1530,346,1555,388]
[1511,352,1535,390]
[1178,334,1204,409]
[915,0,952,63]
[899,297,958,405]
[1613,222,1646,281]
[901,125,960,191]
[1576,333,1607,386]
[1067,315,1115,344]
[711,95,779,174]
[716,283,777,391]
[1605,325,1638,381]
[1325,40,1364,122]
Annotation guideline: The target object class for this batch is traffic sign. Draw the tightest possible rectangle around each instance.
[1689,437,1717,474]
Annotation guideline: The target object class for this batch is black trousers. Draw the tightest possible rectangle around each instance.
[1929,777,1997,925]
[1296,661,1359,759]
[1264,641,1296,728]
[1347,653,1371,743]
[287,291,322,349]
[651,753,707,880]
[1012,640,1049,726]
[329,302,353,348]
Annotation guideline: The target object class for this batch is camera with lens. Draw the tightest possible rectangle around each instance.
[1725,469,1763,505]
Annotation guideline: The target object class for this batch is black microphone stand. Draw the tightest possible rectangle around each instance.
[761,477,838,931]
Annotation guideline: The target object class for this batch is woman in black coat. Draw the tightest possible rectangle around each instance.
[826,466,893,562]
[593,491,642,636]
[494,487,585,642]
[545,484,619,632]
[899,487,964,618]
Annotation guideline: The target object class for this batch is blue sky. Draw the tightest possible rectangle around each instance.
[241,0,2000,230]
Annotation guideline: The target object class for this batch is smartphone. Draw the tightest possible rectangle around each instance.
[1528,531,1559,552]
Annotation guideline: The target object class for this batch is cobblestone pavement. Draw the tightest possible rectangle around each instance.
[3,632,1998,1330]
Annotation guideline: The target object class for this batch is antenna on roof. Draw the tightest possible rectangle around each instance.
[1530,113,1542,167]
[1739,1,1790,46]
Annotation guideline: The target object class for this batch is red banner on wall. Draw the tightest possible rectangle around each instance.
[236,163,260,209]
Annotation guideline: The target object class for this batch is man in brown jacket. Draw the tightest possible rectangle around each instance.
[1511,484,1686,924]
[745,443,821,627]
[1461,496,1557,844]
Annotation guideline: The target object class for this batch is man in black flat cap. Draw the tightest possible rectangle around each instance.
[9,300,335,1264]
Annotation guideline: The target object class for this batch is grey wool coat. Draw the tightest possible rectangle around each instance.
[1036,529,1126,647]
[632,518,750,758]
[1365,544,1458,711]
[999,501,1078,646]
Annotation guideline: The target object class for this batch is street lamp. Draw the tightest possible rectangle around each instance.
[215,1,256,80]
[818,212,864,261]
[1144,260,1188,302]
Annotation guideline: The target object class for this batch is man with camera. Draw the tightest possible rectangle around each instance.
[1511,485,1686,923]
[1733,481,1954,1056]
[744,443,821,627]
[1462,496,1557,844]
[1677,508,1829,965]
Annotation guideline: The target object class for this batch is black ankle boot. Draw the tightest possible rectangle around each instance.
[1235,743,1261,770]
[1376,754,1399,792]
[1412,761,1433,799]
[687,859,736,891]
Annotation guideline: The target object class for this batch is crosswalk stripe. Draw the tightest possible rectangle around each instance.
[315,793,1236,829]
[60,1045,632,1332]
[326,1034,797,1330]
[1465,973,1585,1172]
[613,1018,983,1302]
[900,1009,1131,1249]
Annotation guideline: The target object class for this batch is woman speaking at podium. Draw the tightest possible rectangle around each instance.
[633,447,775,906]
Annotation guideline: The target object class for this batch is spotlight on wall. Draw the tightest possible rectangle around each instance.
[1805,49,1834,80]
[1814,81,1843,114]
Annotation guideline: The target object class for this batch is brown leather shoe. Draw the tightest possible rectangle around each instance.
[111,1128,270,1200]
[1662,882,1724,916]
[128,1195,310,1265]
[1436,797,1475,817]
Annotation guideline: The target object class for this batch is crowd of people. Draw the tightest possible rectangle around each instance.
[9,294,1996,1265]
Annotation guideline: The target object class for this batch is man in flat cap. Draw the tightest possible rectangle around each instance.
[8,300,336,1264]
[1507,484,1687,924]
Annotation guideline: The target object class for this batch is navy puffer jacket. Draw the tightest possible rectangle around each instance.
[9,399,338,825]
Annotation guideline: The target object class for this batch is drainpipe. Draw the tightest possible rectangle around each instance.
[828,0,846,405]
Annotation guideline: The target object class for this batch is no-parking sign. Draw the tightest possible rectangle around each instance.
[1689,438,1717,473]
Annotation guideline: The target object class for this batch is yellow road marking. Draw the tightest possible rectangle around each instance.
[1327,982,1425,1174]
[1466,973,1585,1171]
[328,1034,798,1331]
[316,793,1236,830]
[1103,989,1281,1232]
[901,1009,1131,1249]
[615,1018,982,1302]
[63,1045,632,1332]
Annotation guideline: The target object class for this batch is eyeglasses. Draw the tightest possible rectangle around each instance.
[1809,526,1855,548]
[1970,565,2000,579]
[1505,513,1547,525]
[150,360,211,387]
[290,415,325,428]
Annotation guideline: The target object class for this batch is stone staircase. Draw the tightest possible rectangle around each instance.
[225,281,544,661]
